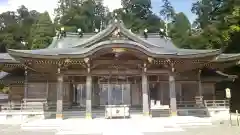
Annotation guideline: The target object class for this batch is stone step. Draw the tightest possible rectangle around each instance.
[21,119,63,130]
[177,122,212,126]
[55,120,184,135]
[179,124,215,129]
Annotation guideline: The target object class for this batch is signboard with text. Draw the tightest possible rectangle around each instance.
[225,88,231,99]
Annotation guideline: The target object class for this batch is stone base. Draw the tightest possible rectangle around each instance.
[143,112,150,116]
[85,113,92,119]
[171,111,177,116]
[56,114,63,119]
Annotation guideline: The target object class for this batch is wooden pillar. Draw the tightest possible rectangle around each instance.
[160,82,164,104]
[86,75,92,119]
[56,68,64,119]
[169,72,177,116]
[142,63,149,116]
[46,79,49,99]
[24,67,28,100]
[179,83,182,103]
[198,70,203,97]
[85,58,92,119]
[196,70,203,106]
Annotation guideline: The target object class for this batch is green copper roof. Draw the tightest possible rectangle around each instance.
[0,20,239,62]
[0,53,19,63]
[214,54,240,62]
[6,20,223,59]
[7,40,221,59]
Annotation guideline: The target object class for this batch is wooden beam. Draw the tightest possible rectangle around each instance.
[92,60,143,64]
[64,69,141,75]
[64,69,170,75]
[91,60,143,69]
[147,69,169,74]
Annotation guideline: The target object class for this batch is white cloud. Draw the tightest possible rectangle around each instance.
[0,0,122,20]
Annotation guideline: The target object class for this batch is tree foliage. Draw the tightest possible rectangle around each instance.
[190,0,239,50]
[168,13,191,48]
[31,12,55,49]
[0,5,54,52]
[118,0,164,32]
[159,0,175,21]
[157,0,239,50]
[0,0,238,53]
[54,0,109,32]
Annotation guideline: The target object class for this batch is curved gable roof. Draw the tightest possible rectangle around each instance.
[6,19,224,60]
[47,20,178,50]
[71,20,168,49]
[7,39,220,59]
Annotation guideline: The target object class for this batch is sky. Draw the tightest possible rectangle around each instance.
[151,0,197,22]
[0,0,196,22]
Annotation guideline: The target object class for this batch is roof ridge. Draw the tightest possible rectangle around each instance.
[47,36,59,48]
[71,20,168,49]
[118,22,165,48]
[72,22,117,48]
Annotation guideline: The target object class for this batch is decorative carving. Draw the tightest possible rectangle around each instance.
[24,70,28,75]
[199,69,202,74]
[64,59,71,63]
[112,48,126,53]
[148,57,153,63]
[58,76,63,82]
[84,57,90,64]
[111,28,121,38]
[236,60,240,65]
[57,68,61,74]
[170,63,175,72]
[87,63,90,73]
[143,63,147,72]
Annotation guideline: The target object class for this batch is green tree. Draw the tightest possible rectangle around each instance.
[55,0,109,33]
[0,6,40,51]
[30,12,55,49]
[168,12,191,48]
[119,0,163,32]
[121,0,152,19]
[191,0,239,50]
[159,0,175,21]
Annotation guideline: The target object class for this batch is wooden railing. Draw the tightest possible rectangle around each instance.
[204,100,229,108]
[0,100,230,113]
[177,101,204,108]
[0,101,74,112]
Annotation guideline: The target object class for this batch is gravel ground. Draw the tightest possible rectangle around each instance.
[0,125,55,135]
[146,125,240,135]
[1,122,240,135]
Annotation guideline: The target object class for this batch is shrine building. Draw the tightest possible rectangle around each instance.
[0,19,239,119]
